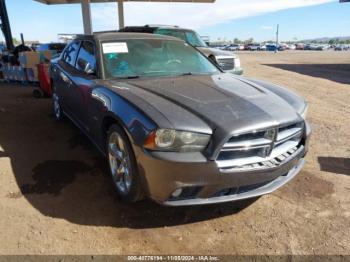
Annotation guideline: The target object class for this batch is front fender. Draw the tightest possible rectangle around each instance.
[91,87,158,148]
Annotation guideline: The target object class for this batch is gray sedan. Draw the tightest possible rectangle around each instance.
[50,32,310,206]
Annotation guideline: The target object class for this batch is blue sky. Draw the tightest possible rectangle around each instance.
[201,1,350,42]
[2,0,349,43]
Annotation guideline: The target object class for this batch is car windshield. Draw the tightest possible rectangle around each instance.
[102,39,219,79]
[154,28,207,47]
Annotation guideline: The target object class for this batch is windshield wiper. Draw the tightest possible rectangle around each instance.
[180,72,194,76]
[178,72,211,76]
[117,75,140,79]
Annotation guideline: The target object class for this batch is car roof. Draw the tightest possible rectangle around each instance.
[39,43,65,46]
[121,25,195,32]
[76,32,183,42]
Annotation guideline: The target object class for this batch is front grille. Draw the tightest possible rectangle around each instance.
[216,122,304,171]
[217,58,235,70]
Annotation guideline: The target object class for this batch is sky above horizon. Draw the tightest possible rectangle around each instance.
[2,0,350,43]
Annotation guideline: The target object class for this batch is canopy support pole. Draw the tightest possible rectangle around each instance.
[118,0,125,29]
[81,0,93,34]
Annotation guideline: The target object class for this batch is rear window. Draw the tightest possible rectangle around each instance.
[62,41,80,67]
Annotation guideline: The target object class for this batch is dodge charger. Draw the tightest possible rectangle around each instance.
[50,33,311,206]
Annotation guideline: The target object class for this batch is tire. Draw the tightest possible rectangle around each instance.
[106,124,144,203]
[33,88,44,99]
[52,93,63,121]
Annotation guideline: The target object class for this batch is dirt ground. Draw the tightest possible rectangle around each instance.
[0,51,349,255]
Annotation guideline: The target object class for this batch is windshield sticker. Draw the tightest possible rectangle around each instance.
[102,42,128,54]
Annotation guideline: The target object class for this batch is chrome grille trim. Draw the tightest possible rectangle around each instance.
[277,127,302,141]
[222,137,271,150]
[217,141,300,168]
[219,146,302,173]
[216,122,304,171]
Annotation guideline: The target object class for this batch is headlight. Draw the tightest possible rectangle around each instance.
[235,58,241,68]
[144,129,211,152]
[300,103,308,119]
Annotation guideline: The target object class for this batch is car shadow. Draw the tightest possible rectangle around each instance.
[0,151,9,157]
[318,157,350,176]
[263,64,350,85]
[0,86,257,229]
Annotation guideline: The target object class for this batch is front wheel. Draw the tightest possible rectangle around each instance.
[106,124,144,203]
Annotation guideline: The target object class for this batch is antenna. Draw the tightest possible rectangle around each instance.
[275,24,279,53]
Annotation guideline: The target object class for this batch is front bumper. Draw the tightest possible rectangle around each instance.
[134,141,307,206]
[165,158,304,206]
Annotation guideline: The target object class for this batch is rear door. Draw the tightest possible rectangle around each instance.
[69,40,98,135]
[56,41,81,115]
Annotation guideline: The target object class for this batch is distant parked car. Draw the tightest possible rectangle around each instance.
[304,44,312,50]
[223,44,241,51]
[265,44,285,52]
[120,25,243,75]
[265,44,276,51]
[295,43,305,50]
[287,44,296,50]
[247,44,260,51]
[278,45,286,51]
[304,44,320,51]
[246,44,266,51]
[334,45,349,51]
[37,43,67,55]
[316,45,328,51]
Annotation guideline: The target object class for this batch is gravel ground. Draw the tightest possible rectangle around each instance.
[0,51,349,255]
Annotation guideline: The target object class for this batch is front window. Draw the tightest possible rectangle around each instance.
[102,39,219,79]
[154,29,207,47]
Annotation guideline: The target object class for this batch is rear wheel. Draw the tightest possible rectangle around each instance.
[106,124,144,203]
[33,88,44,99]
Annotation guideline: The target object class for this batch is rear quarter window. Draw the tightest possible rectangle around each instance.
[62,41,80,67]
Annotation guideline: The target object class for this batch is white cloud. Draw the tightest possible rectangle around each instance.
[91,0,335,31]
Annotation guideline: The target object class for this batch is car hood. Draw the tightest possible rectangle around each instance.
[197,47,237,58]
[104,73,302,138]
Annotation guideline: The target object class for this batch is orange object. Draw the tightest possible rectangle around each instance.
[37,63,52,97]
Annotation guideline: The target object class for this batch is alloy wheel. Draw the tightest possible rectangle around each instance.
[53,95,61,120]
[108,132,132,194]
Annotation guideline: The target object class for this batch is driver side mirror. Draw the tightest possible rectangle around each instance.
[77,58,95,75]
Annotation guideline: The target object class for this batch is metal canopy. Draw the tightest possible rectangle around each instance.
[35,0,215,4]
[35,0,215,35]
